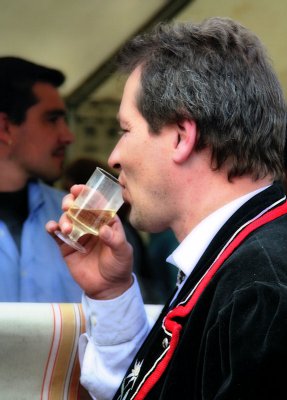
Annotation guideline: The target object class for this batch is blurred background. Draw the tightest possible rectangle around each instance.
[1,0,286,165]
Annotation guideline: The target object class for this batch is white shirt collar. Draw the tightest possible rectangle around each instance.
[166,186,269,279]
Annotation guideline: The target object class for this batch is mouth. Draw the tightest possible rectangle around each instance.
[52,146,66,158]
[121,187,129,203]
[118,177,126,193]
[119,180,130,204]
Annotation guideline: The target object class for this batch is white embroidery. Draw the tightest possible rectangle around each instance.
[117,359,143,400]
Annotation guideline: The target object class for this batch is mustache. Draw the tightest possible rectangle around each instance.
[52,145,67,156]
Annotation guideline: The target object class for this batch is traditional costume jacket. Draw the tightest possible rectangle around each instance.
[114,183,287,400]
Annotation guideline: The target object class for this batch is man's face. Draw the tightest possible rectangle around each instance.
[108,67,174,232]
[9,82,74,183]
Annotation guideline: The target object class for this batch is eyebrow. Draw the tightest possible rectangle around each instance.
[43,109,67,118]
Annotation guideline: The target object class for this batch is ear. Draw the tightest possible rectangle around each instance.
[172,119,197,164]
[0,112,12,145]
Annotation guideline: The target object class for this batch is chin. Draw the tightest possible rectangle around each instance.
[40,171,61,185]
[129,211,149,232]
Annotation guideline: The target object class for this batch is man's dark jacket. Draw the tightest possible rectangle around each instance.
[114,183,287,399]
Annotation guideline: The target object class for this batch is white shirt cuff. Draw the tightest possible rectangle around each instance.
[82,274,148,346]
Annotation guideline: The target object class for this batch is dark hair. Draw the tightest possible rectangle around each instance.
[0,56,65,124]
[116,17,287,181]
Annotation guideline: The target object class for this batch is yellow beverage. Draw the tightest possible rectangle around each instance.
[68,207,116,235]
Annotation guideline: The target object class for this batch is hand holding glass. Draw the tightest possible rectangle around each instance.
[55,167,124,253]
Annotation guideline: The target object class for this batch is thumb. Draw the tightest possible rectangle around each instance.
[99,222,133,261]
[99,225,113,244]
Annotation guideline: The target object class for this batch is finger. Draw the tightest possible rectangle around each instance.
[46,220,69,248]
[59,214,73,234]
[46,213,73,236]
[61,184,84,210]
[46,220,81,256]
[70,184,85,197]
[62,193,75,210]
[45,220,58,233]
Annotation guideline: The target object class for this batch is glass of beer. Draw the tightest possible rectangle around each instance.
[55,167,124,253]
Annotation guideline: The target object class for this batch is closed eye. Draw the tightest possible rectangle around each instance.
[44,110,67,124]
[118,129,129,136]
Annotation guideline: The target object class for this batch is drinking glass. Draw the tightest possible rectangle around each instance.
[55,167,124,253]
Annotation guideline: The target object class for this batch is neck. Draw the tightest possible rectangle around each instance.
[171,164,273,242]
[0,161,29,192]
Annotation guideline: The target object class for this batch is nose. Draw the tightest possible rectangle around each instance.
[108,145,121,172]
[59,121,75,145]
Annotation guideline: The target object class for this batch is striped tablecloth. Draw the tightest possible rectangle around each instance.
[0,302,91,400]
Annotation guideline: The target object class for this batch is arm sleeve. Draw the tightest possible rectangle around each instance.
[203,281,287,400]
[79,275,151,400]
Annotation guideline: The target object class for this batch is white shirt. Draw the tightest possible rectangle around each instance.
[79,186,268,399]
[166,186,267,292]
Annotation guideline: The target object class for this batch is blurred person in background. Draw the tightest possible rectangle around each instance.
[0,56,82,301]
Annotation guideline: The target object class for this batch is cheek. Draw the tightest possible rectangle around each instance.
[12,137,32,158]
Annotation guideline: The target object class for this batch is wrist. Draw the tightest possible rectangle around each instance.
[86,275,134,300]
